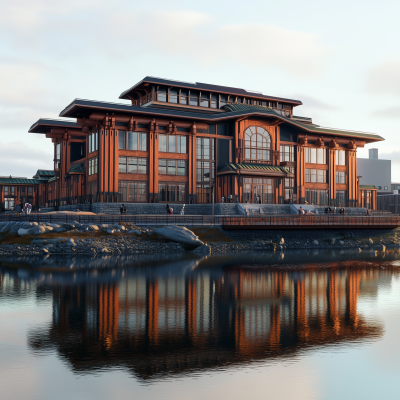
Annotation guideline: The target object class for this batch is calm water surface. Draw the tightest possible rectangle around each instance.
[1,250,400,400]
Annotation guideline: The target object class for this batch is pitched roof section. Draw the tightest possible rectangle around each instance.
[0,178,44,184]
[68,165,86,174]
[29,118,81,134]
[223,103,384,141]
[34,170,56,178]
[219,163,294,177]
[360,185,378,189]
[57,99,383,142]
[119,76,303,105]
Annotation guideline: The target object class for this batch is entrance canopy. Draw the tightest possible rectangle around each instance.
[218,163,294,178]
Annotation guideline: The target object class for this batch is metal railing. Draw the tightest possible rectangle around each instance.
[1,214,400,228]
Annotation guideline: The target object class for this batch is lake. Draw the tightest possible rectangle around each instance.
[1,249,400,400]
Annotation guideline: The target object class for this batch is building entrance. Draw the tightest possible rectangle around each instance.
[243,178,274,204]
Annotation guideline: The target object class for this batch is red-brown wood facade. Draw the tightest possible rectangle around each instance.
[0,77,384,211]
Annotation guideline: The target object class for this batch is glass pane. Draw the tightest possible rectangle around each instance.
[138,158,147,174]
[159,159,166,175]
[119,131,126,150]
[158,184,166,201]
[141,133,147,151]
[168,136,176,153]
[179,136,187,153]
[128,157,137,173]
[119,157,127,173]
[128,132,137,150]
[128,182,135,202]
[310,148,317,163]
[203,138,210,159]
[167,185,176,202]
[159,135,167,152]
[177,160,186,176]
[168,160,176,175]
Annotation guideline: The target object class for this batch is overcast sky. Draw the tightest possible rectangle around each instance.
[1,0,400,180]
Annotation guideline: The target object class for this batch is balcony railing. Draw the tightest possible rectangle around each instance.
[1,214,399,229]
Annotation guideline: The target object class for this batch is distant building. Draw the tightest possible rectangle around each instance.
[357,148,391,194]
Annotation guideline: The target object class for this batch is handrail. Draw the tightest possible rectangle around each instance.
[1,214,400,228]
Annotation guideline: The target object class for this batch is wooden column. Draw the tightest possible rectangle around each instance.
[153,127,159,202]
[113,129,119,201]
[347,150,357,207]
[328,148,336,206]
[98,128,104,202]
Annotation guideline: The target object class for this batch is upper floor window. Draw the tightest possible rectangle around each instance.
[159,135,187,153]
[305,147,327,164]
[196,137,215,160]
[4,186,8,193]
[336,150,346,165]
[88,157,98,175]
[244,126,271,162]
[280,145,295,162]
[336,171,346,184]
[119,131,147,151]
[88,131,98,153]
[119,156,147,174]
[159,159,186,176]
[28,187,33,195]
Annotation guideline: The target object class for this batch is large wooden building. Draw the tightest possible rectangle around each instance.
[1,77,383,211]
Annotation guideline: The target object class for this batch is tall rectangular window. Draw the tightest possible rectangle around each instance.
[128,131,137,150]
[336,171,346,184]
[119,131,126,150]
[159,159,167,174]
[119,156,127,173]
[89,157,98,175]
[317,170,327,183]
[310,169,317,183]
[280,145,295,162]
[336,150,346,165]
[168,136,176,153]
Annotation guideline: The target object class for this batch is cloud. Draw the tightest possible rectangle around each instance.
[0,141,53,178]
[366,60,400,96]
[0,4,329,79]
[370,105,400,119]
[292,94,338,110]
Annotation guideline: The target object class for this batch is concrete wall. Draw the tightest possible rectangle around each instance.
[357,158,391,193]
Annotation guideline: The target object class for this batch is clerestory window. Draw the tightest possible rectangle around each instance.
[244,126,271,162]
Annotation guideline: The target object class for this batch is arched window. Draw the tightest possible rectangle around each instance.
[244,126,271,161]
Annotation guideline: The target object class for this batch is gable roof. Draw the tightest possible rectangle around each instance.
[223,103,384,141]
[360,185,378,190]
[67,165,86,174]
[34,170,56,178]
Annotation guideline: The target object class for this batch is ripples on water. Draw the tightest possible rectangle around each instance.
[1,249,400,400]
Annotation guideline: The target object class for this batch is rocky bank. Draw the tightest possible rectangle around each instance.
[0,220,399,257]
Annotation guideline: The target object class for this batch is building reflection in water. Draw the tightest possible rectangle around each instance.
[1,258,391,380]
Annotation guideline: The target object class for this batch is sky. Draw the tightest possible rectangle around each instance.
[1,0,400,179]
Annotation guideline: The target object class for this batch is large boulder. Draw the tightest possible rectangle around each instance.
[193,244,211,254]
[32,225,53,235]
[154,225,203,246]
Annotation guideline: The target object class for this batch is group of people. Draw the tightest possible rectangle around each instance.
[324,207,346,214]
[15,202,32,215]
[298,207,314,215]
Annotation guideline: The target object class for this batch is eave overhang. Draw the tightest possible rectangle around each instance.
[57,100,384,143]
